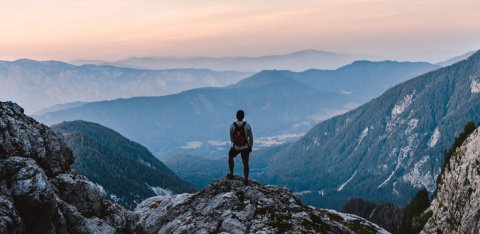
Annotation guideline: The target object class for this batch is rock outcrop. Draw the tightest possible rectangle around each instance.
[421,127,480,233]
[0,101,133,233]
[134,176,388,233]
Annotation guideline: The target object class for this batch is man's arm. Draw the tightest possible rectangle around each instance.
[229,124,234,144]
[246,124,253,150]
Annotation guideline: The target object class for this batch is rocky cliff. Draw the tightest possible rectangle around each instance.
[421,126,480,233]
[0,101,133,233]
[134,176,389,233]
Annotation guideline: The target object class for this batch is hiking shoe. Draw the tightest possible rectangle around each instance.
[226,173,234,180]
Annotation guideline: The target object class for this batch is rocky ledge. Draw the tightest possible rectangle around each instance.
[134,176,388,234]
[0,101,134,233]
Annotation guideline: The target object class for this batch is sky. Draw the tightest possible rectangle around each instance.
[0,0,479,62]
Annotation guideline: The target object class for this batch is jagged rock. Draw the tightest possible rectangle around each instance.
[52,173,105,217]
[134,176,389,234]
[3,156,68,233]
[0,179,25,234]
[421,127,480,234]
[0,101,134,233]
[0,101,73,176]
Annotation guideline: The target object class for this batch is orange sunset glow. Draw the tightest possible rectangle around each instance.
[1,0,479,62]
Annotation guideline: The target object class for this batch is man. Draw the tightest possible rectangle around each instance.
[227,110,253,185]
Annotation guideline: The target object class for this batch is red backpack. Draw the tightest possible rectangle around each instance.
[233,122,248,146]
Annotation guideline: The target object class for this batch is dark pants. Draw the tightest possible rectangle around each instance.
[228,147,249,180]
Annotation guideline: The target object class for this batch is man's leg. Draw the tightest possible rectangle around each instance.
[228,148,238,178]
[241,150,249,183]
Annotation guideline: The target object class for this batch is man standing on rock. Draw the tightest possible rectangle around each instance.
[227,110,253,185]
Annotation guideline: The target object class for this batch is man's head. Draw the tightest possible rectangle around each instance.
[236,110,245,121]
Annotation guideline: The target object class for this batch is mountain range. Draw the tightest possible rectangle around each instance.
[51,120,196,209]
[0,59,249,113]
[263,50,480,209]
[35,60,438,159]
[70,49,374,72]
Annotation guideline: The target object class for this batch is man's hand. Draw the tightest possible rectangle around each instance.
[248,147,252,153]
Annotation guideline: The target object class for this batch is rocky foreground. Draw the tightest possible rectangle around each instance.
[134,176,388,233]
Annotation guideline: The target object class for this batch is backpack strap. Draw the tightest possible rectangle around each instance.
[241,122,248,147]
[233,122,238,128]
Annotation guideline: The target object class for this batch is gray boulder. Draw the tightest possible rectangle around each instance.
[134,176,389,234]
[0,101,134,233]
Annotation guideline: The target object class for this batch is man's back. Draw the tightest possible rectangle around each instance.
[230,120,253,150]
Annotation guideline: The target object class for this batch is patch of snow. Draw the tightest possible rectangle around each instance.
[428,128,440,148]
[358,127,369,144]
[337,170,357,191]
[340,90,352,95]
[109,194,120,203]
[402,155,435,191]
[354,127,369,151]
[318,190,325,197]
[147,184,173,196]
[293,190,312,196]
[138,159,153,168]
[406,118,419,133]
[387,91,415,132]
[180,141,203,149]
[392,182,399,196]
[392,92,415,118]
[378,135,418,188]
[325,209,358,221]
[471,77,480,94]
[378,170,396,188]
[95,183,106,195]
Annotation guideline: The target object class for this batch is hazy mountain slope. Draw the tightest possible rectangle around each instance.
[34,101,88,115]
[292,61,439,103]
[36,61,438,160]
[52,120,196,209]
[37,72,345,159]
[436,50,477,67]
[265,50,480,209]
[0,59,249,113]
[72,49,372,72]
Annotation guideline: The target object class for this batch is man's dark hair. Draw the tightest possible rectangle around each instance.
[236,110,245,121]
